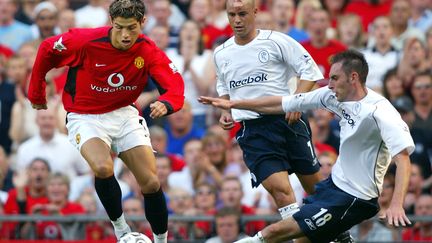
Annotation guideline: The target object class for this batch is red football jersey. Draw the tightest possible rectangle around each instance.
[28,27,184,114]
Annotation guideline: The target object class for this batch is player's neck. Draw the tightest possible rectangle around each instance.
[235,29,258,46]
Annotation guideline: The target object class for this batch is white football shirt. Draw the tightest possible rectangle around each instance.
[281,87,415,200]
[215,30,323,121]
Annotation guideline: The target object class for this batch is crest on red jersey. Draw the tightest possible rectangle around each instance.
[134,56,144,69]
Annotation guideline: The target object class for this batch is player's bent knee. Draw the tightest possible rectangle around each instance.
[140,176,160,193]
[92,164,114,178]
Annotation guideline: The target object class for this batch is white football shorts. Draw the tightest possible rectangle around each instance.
[66,106,152,154]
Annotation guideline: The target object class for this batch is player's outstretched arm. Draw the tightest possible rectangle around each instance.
[198,96,285,114]
[380,149,412,227]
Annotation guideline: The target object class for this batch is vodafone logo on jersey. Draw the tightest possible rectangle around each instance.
[91,72,138,93]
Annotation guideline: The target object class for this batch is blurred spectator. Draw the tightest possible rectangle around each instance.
[388,0,425,51]
[397,37,429,88]
[200,0,233,49]
[30,1,60,41]
[393,95,432,181]
[166,187,194,240]
[155,154,173,192]
[271,0,308,42]
[2,158,50,239]
[0,44,13,59]
[408,0,432,32]
[168,20,214,129]
[310,109,340,153]
[144,0,181,48]
[345,0,393,32]
[0,58,16,155]
[165,102,205,156]
[15,107,90,180]
[0,146,13,201]
[218,177,266,236]
[123,196,152,238]
[168,139,205,195]
[57,9,75,34]
[148,25,174,54]
[22,172,85,240]
[205,207,248,243]
[336,14,365,50]
[411,72,432,132]
[190,182,218,238]
[144,0,186,37]
[402,194,432,241]
[362,16,399,92]
[75,0,108,28]
[202,132,242,188]
[5,55,28,92]
[255,11,275,30]
[382,68,405,102]
[149,125,185,172]
[350,172,398,241]
[427,27,432,64]
[301,9,347,79]
[0,0,33,52]
[77,192,111,240]
[317,150,337,179]
[8,81,61,149]
[49,0,69,12]
[14,0,40,25]
[16,42,38,71]
[188,0,210,30]
[321,0,349,33]
[404,163,425,215]
[294,0,322,31]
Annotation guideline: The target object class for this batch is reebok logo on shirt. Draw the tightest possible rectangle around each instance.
[229,73,268,89]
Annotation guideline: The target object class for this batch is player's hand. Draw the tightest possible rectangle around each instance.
[285,111,301,125]
[219,111,235,130]
[149,101,168,119]
[198,96,232,110]
[380,204,411,227]
[31,103,47,110]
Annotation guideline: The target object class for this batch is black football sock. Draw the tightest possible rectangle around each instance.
[143,187,168,234]
[94,175,123,221]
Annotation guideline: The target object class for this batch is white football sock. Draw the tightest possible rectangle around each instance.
[153,231,168,243]
[111,213,131,240]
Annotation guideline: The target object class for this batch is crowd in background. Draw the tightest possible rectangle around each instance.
[0,0,431,241]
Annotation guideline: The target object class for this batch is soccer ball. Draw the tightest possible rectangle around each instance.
[118,232,152,243]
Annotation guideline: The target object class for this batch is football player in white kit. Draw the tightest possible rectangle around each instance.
[199,50,414,243]
[214,0,325,226]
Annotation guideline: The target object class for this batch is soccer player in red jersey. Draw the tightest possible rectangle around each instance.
[27,0,184,242]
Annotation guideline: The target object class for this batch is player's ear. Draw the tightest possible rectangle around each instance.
[141,17,146,26]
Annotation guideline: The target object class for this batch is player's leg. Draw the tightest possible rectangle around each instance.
[234,217,308,243]
[296,172,322,195]
[261,171,300,219]
[119,145,168,243]
[66,111,130,240]
[80,138,131,239]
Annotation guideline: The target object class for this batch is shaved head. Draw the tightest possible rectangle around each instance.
[227,0,255,8]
